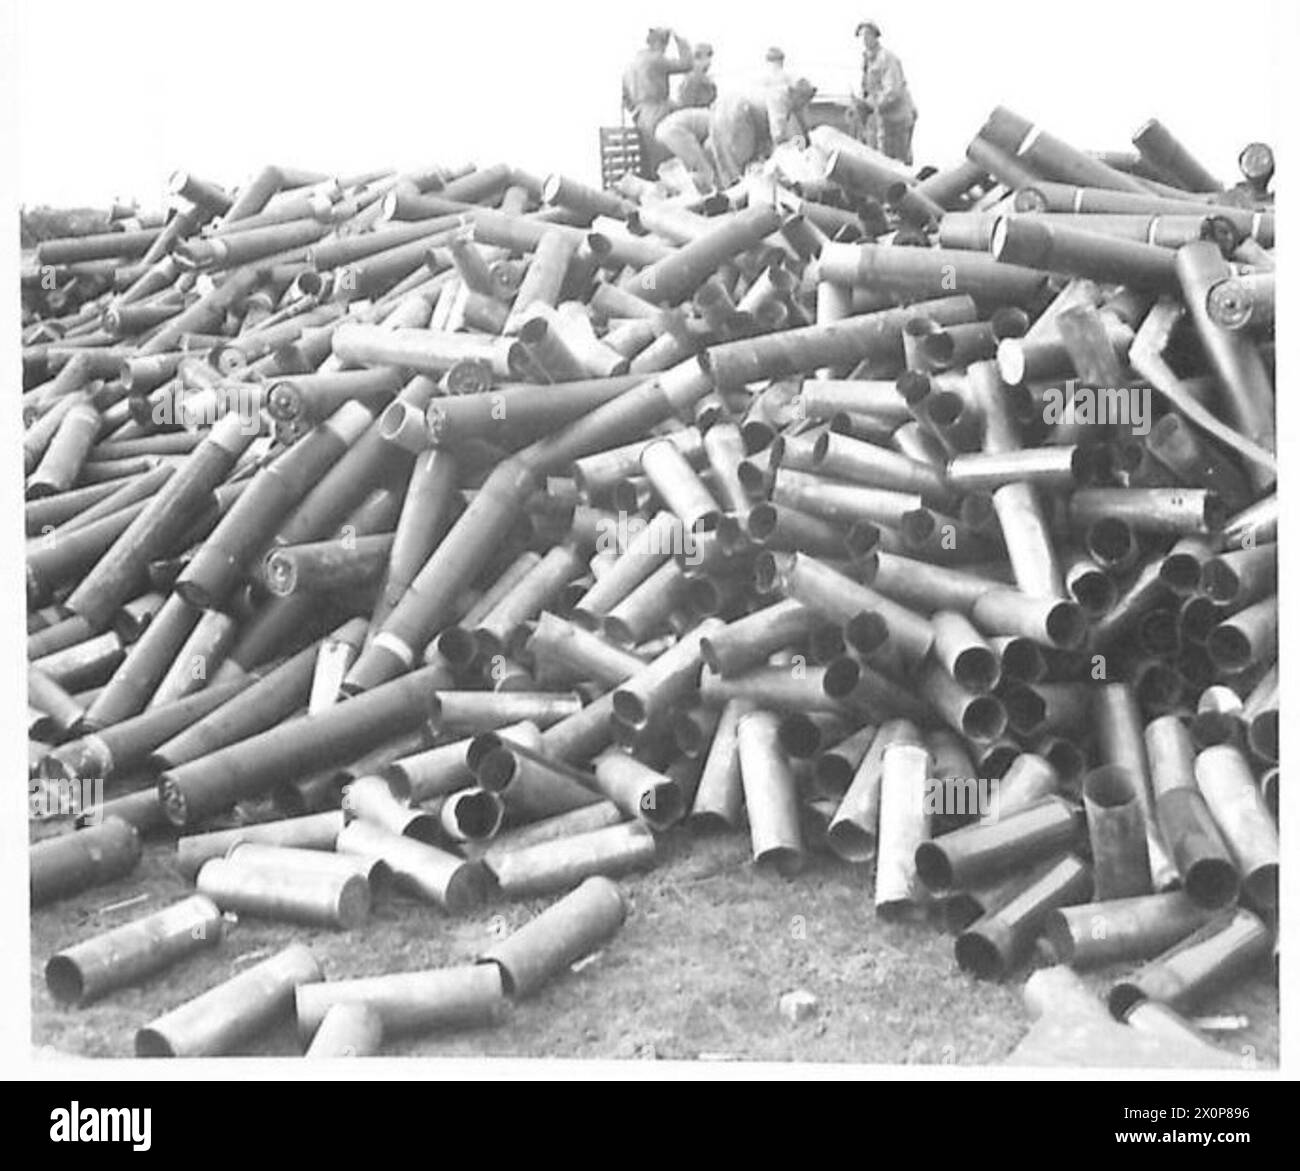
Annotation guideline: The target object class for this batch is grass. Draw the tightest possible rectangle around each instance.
[30,824,1278,1065]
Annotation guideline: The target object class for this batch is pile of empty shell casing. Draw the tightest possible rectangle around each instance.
[25,107,1278,1058]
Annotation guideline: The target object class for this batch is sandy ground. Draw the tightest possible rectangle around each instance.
[30,824,1278,1066]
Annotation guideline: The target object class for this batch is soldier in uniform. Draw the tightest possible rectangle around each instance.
[708,77,817,187]
[623,27,694,177]
[677,42,717,109]
[856,20,917,164]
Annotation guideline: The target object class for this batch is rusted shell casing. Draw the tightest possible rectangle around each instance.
[1044,891,1215,969]
[811,724,878,800]
[335,819,487,912]
[349,359,715,689]
[479,876,626,998]
[969,589,1086,649]
[471,800,621,864]
[992,482,1064,599]
[296,964,504,1044]
[630,205,782,306]
[919,662,1007,744]
[698,599,814,678]
[1144,715,1197,798]
[931,610,1000,694]
[1106,908,1271,1020]
[431,788,506,843]
[42,675,252,786]
[1154,787,1240,910]
[147,608,238,708]
[611,617,722,731]
[979,107,1147,192]
[640,437,722,533]
[489,820,656,897]
[1131,119,1222,193]
[176,403,375,609]
[955,854,1092,980]
[1194,745,1278,909]
[1082,765,1153,900]
[66,413,257,628]
[475,740,600,821]
[196,856,370,929]
[80,594,200,731]
[136,943,323,1057]
[701,422,749,514]
[526,612,644,688]
[914,796,1080,893]
[592,749,683,829]
[736,711,805,877]
[158,661,448,827]
[152,638,322,771]
[342,774,437,842]
[45,893,223,1006]
[31,816,142,907]
[819,241,1049,306]
[225,842,384,887]
[706,297,977,389]
[939,872,1028,935]
[1204,596,1277,673]
[997,753,1060,815]
[1199,544,1276,610]
[429,690,583,736]
[27,403,101,499]
[826,719,922,864]
[875,742,933,917]
[175,811,344,880]
[689,698,751,828]
[1092,684,1178,889]
[603,559,688,646]
[762,550,933,667]
[992,216,1174,290]
[332,321,520,378]
[304,1002,384,1057]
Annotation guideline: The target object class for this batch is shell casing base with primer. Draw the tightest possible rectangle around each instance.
[135,943,322,1057]
[479,876,626,998]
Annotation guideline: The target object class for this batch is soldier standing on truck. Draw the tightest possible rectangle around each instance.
[676,42,717,109]
[623,27,694,177]
[708,77,817,187]
[856,20,917,164]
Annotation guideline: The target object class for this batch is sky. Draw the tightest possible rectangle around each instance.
[9,0,1290,208]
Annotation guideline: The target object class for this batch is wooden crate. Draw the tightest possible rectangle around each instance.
[599,126,642,188]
